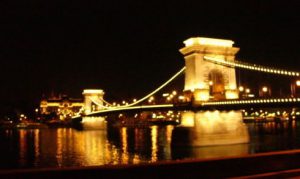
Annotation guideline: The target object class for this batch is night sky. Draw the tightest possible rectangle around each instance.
[0,1,299,116]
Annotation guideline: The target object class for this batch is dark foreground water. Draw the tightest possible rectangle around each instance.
[0,120,300,169]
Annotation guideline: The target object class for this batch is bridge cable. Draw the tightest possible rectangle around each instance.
[123,66,186,107]
[85,66,185,111]
[88,97,108,108]
[204,56,300,77]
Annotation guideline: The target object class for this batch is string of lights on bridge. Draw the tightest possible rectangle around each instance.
[91,56,300,110]
[204,56,300,77]
[87,104,174,115]
[201,98,300,106]
[75,97,300,118]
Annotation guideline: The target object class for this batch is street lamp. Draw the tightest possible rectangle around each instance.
[238,86,244,99]
[245,88,250,94]
[172,90,177,96]
[292,80,300,97]
[260,86,271,97]
[239,86,244,92]
[148,96,155,104]
[262,86,268,93]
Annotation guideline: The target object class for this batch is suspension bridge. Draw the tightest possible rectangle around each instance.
[72,37,300,119]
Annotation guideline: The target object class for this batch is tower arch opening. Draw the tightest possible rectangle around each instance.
[208,69,225,100]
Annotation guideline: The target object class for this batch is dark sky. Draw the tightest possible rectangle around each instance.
[0,1,299,115]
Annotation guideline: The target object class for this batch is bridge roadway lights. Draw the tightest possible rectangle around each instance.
[172,110,249,147]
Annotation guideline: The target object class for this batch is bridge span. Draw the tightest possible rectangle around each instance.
[70,36,300,147]
[72,97,300,119]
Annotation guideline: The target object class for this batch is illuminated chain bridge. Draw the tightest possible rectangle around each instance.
[73,37,300,118]
[76,58,300,117]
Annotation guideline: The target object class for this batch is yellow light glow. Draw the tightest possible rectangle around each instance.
[184,37,234,47]
[83,89,104,95]
[172,91,177,96]
[229,84,236,90]
[226,91,238,99]
[162,93,169,97]
[121,127,129,163]
[195,82,206,89]
[178,95,185,100]
[239,86,244,92]
[296,80,300,86]
[150,126,158,162]
[262,86,268,92]
[194,90,209,101]
[180,111,195,127]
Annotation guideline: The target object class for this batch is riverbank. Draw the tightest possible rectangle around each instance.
[2,149,300,178]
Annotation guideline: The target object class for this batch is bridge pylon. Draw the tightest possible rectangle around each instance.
[180,37,240,104]
[82,89,105,114]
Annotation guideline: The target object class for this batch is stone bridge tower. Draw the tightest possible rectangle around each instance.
[179,37,240,104]
[82,89,105,114]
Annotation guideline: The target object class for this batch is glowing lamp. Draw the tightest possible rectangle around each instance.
[162,93,169,97]
[238,86,244,92]
[172,91,177,95]
[178,96,185,100]
[262,86,268,92]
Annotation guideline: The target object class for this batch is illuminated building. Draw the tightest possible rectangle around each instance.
[40,94,83,121]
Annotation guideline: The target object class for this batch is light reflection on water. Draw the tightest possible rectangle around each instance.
[151,126,158,162]
[1,119,300,169]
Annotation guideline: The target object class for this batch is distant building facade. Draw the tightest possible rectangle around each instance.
[40,94,83,121]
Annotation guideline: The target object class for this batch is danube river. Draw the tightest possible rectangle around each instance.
[0,120,300,169]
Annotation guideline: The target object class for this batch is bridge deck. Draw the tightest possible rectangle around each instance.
[72,98,300,118]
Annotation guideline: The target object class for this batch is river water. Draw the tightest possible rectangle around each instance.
[0,120,300,169]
